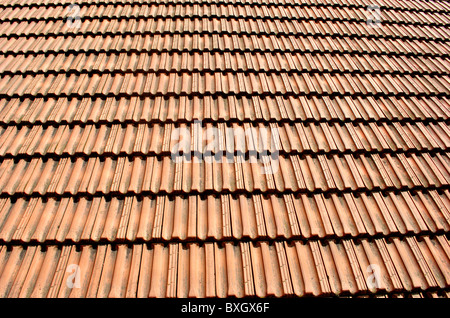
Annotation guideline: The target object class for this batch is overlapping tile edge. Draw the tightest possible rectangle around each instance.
[0,0,449,298]
[0,235,449,298]
[0,190,449,244]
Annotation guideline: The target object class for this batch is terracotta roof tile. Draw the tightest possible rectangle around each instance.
[1,152,449,195]
[0,235,449,297]
[1,190,449,243]
[1,121,449,157]
[0,0,449,298]
[1,72,449,98]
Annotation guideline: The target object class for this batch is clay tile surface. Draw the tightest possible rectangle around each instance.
[0,0,449,298]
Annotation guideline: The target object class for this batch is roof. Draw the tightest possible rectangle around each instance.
[0,0,449,298]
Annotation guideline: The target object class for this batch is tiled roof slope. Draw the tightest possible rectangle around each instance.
[0,0,449,298]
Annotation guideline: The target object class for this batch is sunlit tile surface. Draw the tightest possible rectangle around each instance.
[0,0,449,298]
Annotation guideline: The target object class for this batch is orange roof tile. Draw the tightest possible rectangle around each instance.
[0,0,449,298]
